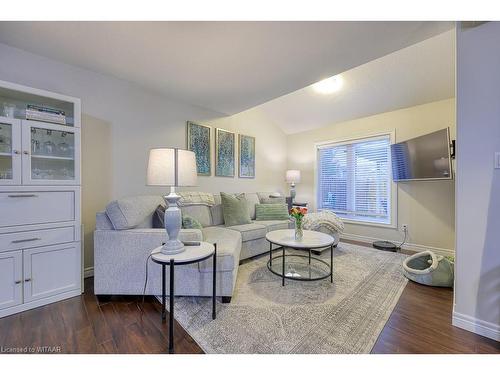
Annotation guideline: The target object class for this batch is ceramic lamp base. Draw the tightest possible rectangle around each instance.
[162,188,186,255]
[161,240,185,255]
[290,183,296,202]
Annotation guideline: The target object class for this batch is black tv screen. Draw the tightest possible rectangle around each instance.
[391,128,452,181]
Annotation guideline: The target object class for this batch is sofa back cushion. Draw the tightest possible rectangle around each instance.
[221,192,252,226]
[211,194,225,226]
[106,195,163,230]
[245,193,260,220]
[180,205,212,227]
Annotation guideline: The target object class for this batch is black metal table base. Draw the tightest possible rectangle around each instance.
[268,243,334,285]
[156,243,217,354]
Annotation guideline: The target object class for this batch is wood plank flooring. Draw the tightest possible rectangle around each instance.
[1,246,498,354]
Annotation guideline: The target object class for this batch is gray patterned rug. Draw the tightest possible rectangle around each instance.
[171,242,407,354]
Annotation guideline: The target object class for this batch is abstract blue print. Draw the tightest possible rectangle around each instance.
[239,134,255,178]
[187,121,211,176]
[215,128,235,177]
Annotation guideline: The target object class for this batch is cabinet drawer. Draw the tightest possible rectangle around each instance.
[0,191,75,227]
[0,226,75,252]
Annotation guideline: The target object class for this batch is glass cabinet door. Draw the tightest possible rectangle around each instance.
[22,121,80,185]
[0,117,21,185]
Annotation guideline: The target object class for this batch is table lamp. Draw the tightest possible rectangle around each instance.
[285,169,301,202]
[147,148,197,254]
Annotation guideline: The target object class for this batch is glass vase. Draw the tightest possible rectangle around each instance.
[295,218,303,241]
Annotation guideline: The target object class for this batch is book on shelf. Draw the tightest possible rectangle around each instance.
[26,104,66,125]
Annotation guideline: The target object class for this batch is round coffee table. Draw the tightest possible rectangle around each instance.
[265,229,335,286]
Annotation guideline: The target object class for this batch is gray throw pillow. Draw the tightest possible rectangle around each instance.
[182,215,203,229]
[255,203,290,221]
[260,196,286,204]
[153,205,165,228]
[258,192,286,204]
[220,192,252,227]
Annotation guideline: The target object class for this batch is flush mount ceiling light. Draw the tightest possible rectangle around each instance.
[312,75,343,94]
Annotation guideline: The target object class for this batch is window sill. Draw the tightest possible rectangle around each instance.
[339,217,397,229]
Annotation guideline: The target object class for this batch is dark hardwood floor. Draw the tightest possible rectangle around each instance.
[1,247,498,354]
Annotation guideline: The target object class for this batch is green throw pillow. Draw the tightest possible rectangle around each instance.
[220,192,251,227]
[182,215,203,229]
[255,203,290,221]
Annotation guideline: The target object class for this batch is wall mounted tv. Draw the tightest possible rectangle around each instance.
[391,128,453,181]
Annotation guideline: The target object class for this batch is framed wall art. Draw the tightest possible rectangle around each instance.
[238,134,255,178]
[215,128,235,177]
[186,121,211,176]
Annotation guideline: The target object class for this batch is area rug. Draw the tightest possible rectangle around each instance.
[171,242,407,354]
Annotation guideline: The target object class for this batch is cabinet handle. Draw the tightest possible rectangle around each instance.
[13,150,20,155]
[23,151,29,155]
[24,278,31,282]
[15,280,22,284]
[7,194,37,198]
[11,238,41,244]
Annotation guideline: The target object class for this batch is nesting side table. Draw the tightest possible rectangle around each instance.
[151,242,216,354]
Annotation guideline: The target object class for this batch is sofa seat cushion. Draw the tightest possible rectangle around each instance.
[106,195,163,230]
[253,220,290,232]
[200,226,242,272]
[226,223,267,242]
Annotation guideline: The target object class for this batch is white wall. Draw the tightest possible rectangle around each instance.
[0,42,224,199]
[0,42,288,270]
[81,114,112,272]
[199,108,288,195]
[454,22,500,341]
[287,99,456,254]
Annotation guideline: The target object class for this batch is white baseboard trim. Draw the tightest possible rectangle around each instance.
[340,232,455,257]
[84,266,94,278]
[452,311,500,342]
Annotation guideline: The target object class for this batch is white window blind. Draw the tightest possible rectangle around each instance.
[317,135,392,224]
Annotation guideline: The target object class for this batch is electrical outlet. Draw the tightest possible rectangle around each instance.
[401,224,408,232]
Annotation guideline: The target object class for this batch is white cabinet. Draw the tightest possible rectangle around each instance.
[0,117,22,185]
[0,79,82,318]
[0,117,80,186]
[0,244,80,316]
[23,243,80,303]
[0,250,23,310]
[0,191,76,227]
[21,120,81,186]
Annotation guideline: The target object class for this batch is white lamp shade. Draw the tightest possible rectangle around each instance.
[285,169,301,184]
[147,148,198,187]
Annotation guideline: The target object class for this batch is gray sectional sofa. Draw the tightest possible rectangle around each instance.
[94,192,292,302]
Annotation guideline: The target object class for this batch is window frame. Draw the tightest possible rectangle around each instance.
[314,131,397,228]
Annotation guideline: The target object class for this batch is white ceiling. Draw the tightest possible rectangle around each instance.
[0,21,453,115]
[257,30,455,134]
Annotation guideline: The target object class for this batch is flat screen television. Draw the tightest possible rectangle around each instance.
[391,128,453,181]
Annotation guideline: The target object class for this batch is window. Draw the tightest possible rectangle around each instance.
[316,134,393,225]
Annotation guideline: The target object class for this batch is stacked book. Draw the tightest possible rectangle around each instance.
[26,104,66,125]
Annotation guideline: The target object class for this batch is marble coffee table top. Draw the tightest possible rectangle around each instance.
[266,229,334,249]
